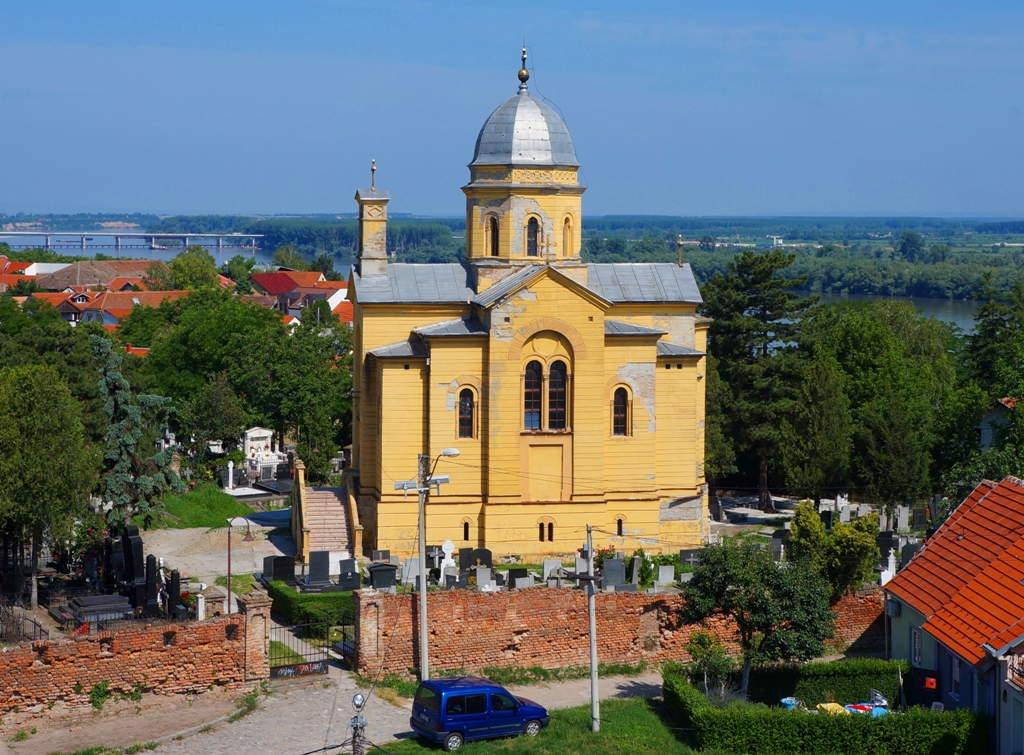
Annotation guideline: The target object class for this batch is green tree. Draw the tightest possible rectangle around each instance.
[787,500,828,573]
[684,630,735,698]
[823,515,881,599]
[177,374,248,479]
[703,354,736,485]
[168,245,220,290]
[93,336,185,528]
[683,540,835,695]
[142,261,175,291]
[0,365,96,608]
[698,235,717,253]
[5,277,44,295]
[897,231,924,262]
[272,244,309,270]
[700,249,816,510]
[310,253,343,281]
[223,254,256,294]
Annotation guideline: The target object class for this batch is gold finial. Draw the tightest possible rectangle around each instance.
[677,234,683,267]
[371,159,376,191]
[518,45,529,88]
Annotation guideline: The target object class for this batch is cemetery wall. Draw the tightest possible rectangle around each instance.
[0,591,272,716]
[353,586,884,676]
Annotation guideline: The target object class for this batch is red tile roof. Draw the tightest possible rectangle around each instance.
[999,397,1020,410]
[332,299,353,324]
[311,279,348,290]
[0,274,38,291]
[108,277,146,291]
[250,272,301,296]
[284,271,326,287]
[0,257,32,275]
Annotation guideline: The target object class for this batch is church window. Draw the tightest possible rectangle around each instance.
[463,521,470,542]
[617,518,624,537]
[489,216,499,257]
[526,217,540,257]
[548,361,567,430]
[562,216,572,257]
[613,387,630,436]
[548,522,554,542]
[538,522,545,542]
[458,388,475,438]
[524,361,542,429]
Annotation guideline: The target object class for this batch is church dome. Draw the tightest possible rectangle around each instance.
[470,64,579,168]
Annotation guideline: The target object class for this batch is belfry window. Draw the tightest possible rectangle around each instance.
[489,216,499,257]
[526,217,539,257]
[458,388,475,438]
[613,387,629,436]
[562,217,571,257]
[524,361,542,429]
[548,361,567,430]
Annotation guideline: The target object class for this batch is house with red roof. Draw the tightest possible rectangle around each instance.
[27,291,99,324]
[981,398,1020,450]
[885,476,1024,749]
[0,256,33,275]
[249,270,326,296]
[80,290,189,327]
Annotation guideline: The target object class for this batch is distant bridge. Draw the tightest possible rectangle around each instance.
[0,231,264,252]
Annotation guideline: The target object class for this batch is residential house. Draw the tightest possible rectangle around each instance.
[0,274,39,293]
[248,270,326,296]
[27,291,100,325]
[981,398,1018,450]
[34,260,160,291]
[80,290,189,328]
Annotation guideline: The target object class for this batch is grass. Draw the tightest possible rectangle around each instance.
[215,573,257,596]
[45,746,156,755]
[385,698,696,755]
[269,640,306,666]
[149,483,254,529]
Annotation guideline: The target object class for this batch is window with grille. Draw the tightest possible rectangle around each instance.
[527,217,539,256]
[613,387,629,436]
[489,216,499,257]
[524,361,542,429]
[458,388,475,438]
[548,361,567,430]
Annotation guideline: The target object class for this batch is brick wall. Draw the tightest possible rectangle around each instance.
[0,591,272,716]
[354,586,884,677]
[830,587,885,653]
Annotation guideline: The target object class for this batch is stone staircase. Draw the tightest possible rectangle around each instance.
[304,487,352,554]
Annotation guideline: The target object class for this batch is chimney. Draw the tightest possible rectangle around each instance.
[355,160,390,277]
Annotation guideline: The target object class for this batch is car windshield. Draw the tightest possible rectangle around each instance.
[415,685,440,715]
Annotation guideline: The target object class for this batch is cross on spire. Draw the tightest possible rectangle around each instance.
[371,159,376,192]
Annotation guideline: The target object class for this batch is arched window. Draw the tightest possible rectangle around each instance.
[562,217,572,257]
[489,216,499,257]
[526,217,539,257]
[547,522,554,542]
[524,360,542,429]
[616,518,624,537]
[538,522,545,542]
[458,388,475,438]
[613,387,629,436]
[548,361,567,430]
[463,521,470,541]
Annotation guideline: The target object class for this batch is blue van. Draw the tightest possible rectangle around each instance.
[410,677,550,751]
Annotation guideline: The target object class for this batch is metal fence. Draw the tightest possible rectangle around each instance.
[269,622,334,679]
[0,604,49,643]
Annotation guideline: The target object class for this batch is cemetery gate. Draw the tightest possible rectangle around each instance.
[269,611,355,679]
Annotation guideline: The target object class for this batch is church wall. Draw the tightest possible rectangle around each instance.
[602,339,659,497]
[602,304,700,350]
[466,189,582,265]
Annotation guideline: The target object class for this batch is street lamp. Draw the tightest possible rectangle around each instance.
[226,516,254,615]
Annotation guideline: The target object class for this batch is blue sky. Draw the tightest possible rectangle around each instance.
[2,1,1023,217]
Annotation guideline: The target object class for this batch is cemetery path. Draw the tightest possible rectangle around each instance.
[20,669,665,754]
[142,526,289,583]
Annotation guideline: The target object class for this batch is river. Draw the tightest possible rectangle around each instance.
[803,292,979,333]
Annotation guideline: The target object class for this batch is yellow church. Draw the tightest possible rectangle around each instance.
[347,53,708,558]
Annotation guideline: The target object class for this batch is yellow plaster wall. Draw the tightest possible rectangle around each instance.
[464,183,583,262]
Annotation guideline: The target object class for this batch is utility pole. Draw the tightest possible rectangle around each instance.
[417,453,430,682]
[587,523,600,733]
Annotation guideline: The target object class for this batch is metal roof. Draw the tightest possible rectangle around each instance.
[352,264,474,304]
[586,264,702,304]
[604,320,666,337]
[470,89,579,168]
[657,341,705,358]
[471,265,544,308]
[414,318,488,337]
[367,339,428,359]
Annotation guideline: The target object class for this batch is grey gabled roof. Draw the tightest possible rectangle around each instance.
[604,320,666,337]
[657,341,705,358]
[352,263,474,304]
[471,265,544,308]
[414,318,488,338]
[368,339,428,359]
[586,263,702,304]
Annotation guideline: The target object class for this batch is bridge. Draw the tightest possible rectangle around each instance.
[0,231,264,252]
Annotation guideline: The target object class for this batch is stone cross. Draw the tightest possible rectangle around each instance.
[439,540,456,575]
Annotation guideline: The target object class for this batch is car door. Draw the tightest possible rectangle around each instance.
[462,693,490,740]
[488,691,520,736]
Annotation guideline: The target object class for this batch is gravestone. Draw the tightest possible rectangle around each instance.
[196,593,206,621]
[629,556,642,584]
[543,560,562,580]
[439,541,457,575]
[494,572,505,587]
[337,559,361,592]
[508,568,528,582]
[514,577,533,590]
[368,562,398,589]
[838,505,851,524]
[371,550,390,563]
[768,539,784,561]
[858,504,872,518]
[272,556,297,585]
[819,510,836,531]
[459,548,473,571]
[772,529,790,544]
[307,551,332,586]
[169,570,181,610]
[469,548,493,569]
[657,565,675,586]
[475,567,491,587]
[679,549,701,568]
[575,557,589,576]
[615,583,637,593]
[708,496,723,522]
[601,559,626,590]
[912,508,928,529]
[402,558,420,586]
[901,543,924,570]
[144,554,160,616]
[444,574,457,589]
[427,545,444,570]
[457,572,470,589]
[876,531,895,560]
[262,555,276,582]
[895,505,910,532]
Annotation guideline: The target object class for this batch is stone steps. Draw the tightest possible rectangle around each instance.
[304,487,351,553]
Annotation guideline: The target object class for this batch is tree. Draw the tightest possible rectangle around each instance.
[143,261,175,291]
[703,354,736,488]
[700,249,816,510]
[310,253,343,281]
[787,500,880,599]
[698,235,717,253]
[272,244,309,271]
[683,540,835,696]
[684,631,735,699]
[223,255,256,294]
[5,277,44,295]
[168,245,220,290]
[897,231,924,262]
[93,336,185,528]
[177,374,248,479]
[0,365,96,608]
[787,500,828,573]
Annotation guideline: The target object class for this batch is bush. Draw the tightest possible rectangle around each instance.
[743,659,909,707]
[266,581,354,627]
[663,667,988,755]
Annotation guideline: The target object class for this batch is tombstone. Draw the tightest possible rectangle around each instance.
[272,556,297,585]
[122,531,144,585]
[772,529,790,545]
[427,545,444,570]
[474,567,491,588]
[838,505,851,524]
[368,562,398,590]
[912,508,928,529]
[928,495,940,523]
[371,550,390,563]
[858,504,872,518]
[819,510,836,532]
[679,549,701,568]
[628,556,642,584]
[195,593,206,621]
[876,531,895,560]
[575,557,589,576]
[307,551,332,586]
[457,572,470,589]
[439,540,457,575]
[900,543,924,570]
[494,572,505,587]
[328,551,350,575]
[468,548,493,569]
[895,505,910,532]
[144,554,160,616]
[444,574,457,589]
[708,496,724,522]
[768,539,785,561]
[657,565,675,587]
[514,577,533,590]
[615,583,637,593]
[458,548,473,571]
[543,560,562,580]
[262,555,276,582]
[337,559,361,592]
[601,559,626,590]
[508,567,528,582]
[402,558,420,586]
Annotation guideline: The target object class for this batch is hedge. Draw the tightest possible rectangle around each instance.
[266,580,354,626]
[663,668,990,755]
[743,659,910,707]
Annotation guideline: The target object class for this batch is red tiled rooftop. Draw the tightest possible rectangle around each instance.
[282,271,326,287]
[250,272,301,295]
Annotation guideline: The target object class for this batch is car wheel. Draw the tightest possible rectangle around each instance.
[524,720,542,737]
[443,732,464,752]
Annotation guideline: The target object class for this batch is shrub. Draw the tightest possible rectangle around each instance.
[266,580,354,629]
[663,667,988,755]
[89,680,111,710]
[743,659,909,707]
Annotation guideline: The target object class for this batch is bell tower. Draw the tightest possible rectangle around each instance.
[355,159,390,277]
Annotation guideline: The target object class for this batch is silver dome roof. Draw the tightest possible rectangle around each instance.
[470,88,579,168]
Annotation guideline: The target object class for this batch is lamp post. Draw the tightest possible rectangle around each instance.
[225,516,254,615]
